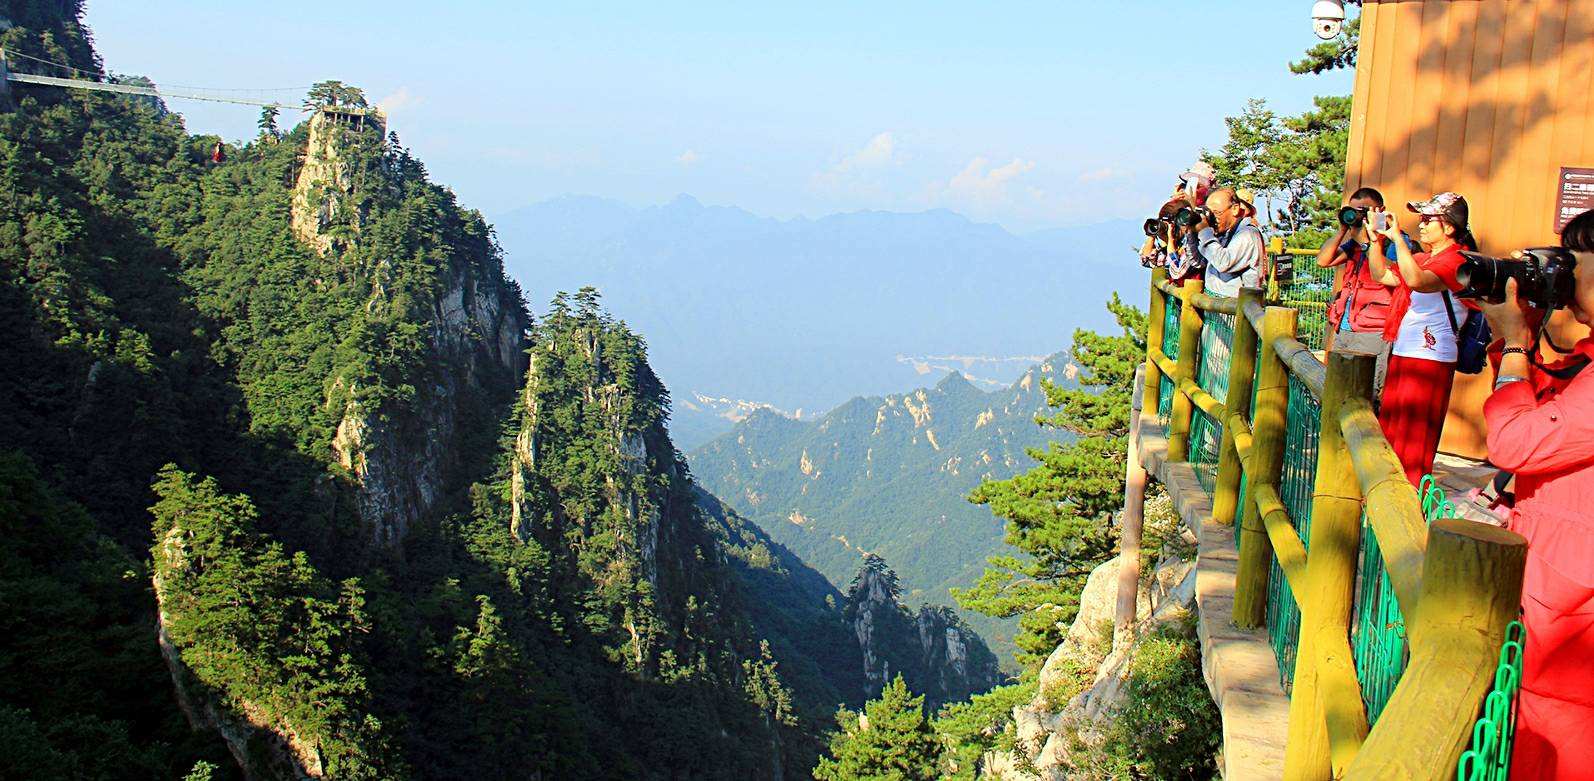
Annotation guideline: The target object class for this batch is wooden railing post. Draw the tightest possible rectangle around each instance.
[1209,287,1262,528]
[1166,277,1204,461]
[1233,305,1296,628]
[1144,268,1168,417]
[1284,349,1377,779]
[1347,519,1526,778]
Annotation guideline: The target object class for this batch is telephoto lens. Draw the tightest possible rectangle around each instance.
[1174,206,1210,229]
[1455,247,1578,309]
[1143,218,1164,238]
[1338,206,1367,228]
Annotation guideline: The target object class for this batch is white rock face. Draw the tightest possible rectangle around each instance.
[987,529,1198,780]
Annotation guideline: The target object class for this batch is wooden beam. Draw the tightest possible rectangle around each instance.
[1233,305,1297,629]
[1167,278,1204,461]
[1284,350,1376,779]
[1210,287,1262,528]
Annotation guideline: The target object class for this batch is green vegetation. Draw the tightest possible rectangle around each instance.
[1069,620,1222,780]
[690,353,1075,660]
[815,675,944,781]
[954,298,1143,670]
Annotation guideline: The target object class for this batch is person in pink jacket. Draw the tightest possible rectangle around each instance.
[1481,208,1594,779]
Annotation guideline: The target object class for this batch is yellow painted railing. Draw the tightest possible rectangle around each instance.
[1142,267,1528,780]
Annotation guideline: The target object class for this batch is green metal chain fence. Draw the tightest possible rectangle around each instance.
[1189,310,1235,491]
[1271,252,1337,351]
[1265,372,1322,691]
[1457,620,1526,780]
[1158,293,1181,423]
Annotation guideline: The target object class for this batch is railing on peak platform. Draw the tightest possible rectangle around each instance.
[1141,264,1529,779]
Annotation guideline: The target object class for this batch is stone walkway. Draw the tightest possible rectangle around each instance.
[1137,413,1288,780]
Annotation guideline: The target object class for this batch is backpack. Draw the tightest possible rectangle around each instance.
[1441,291,1490,374]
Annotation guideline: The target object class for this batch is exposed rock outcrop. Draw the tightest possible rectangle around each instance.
[294,107,529,546]
[844,554,1005,707]
[991,492,1199,780]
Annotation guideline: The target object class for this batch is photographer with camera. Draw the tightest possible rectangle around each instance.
[1366,192,1476,485]
[1186,187,1264,298]
[1476,209,1594,778]
[1318,187,1410,393]
[1139,198,1203,282]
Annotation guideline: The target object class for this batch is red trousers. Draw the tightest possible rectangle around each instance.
[1378,355,1455,486]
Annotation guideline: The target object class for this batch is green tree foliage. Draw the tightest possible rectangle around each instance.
[932,681,1037,780]
[149,466,394,780]
[304,80,368,109]
[1089,621,1222,779]
[955,296,1143,669]
[1291,15,1360,75]
[815,675,943,781]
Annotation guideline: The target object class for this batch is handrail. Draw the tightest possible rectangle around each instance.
[1272,333,1326,397]
[1138,269,1528,778]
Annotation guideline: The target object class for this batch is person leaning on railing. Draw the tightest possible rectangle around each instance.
[1318,186,1408,395]
[1364,192,1476,486]
[1479,208,1594,780]
[1186,187,1263,298]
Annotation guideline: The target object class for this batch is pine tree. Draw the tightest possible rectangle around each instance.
[954,296,1143,668]
[814,675,942,781]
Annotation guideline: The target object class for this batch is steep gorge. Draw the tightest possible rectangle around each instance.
[0,4,999,778]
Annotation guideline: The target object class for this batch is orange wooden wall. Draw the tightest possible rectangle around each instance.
[1343,0,1594,457]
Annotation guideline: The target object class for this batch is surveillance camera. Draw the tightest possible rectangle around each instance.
[1311,0,1346,40]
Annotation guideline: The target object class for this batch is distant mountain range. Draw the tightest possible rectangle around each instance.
[688,353,1078,664]
[493,195,1143,448]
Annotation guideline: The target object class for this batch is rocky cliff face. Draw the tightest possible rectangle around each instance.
[987,492,1201,780]
[843,554,1004,708]
[294,108,529,547]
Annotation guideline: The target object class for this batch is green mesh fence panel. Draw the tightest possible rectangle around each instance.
[1274,258,1336,351]
[1267,372,1321,693]
[1158,293,1181,423]
[1458,620,1526,781]
[1350,476,1457,724]
[1189,310,1235,490]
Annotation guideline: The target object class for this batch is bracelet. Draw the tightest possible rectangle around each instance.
[1500,346,1531,358]
[1493,375,1528,391]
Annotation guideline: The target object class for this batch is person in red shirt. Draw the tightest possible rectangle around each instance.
[1480,208,1594,779]
[1365,192,1475,485]
[1318,186,1407,395]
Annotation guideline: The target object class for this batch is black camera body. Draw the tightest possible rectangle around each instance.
[1338,206,1368,228]
[1455,247,1578,309]
[1174,206,1212,229]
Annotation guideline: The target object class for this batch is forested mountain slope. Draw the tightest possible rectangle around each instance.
[689,354,1077,660]
[0,4,998,777]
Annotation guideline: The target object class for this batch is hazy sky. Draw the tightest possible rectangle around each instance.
[82,1,1352,232]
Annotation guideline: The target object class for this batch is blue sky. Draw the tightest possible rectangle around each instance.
[83,1,1352,232]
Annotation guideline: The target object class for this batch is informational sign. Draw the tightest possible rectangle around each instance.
[1556,166,1594,233]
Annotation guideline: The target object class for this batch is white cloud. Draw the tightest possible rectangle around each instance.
[1077,166,1125,184]
[376,87,423,114]
[811,132,902,195]
[677,149,702,166]
[943,156,1037,207]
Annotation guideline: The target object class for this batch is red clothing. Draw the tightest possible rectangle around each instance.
[1327,243,1395,333]
[1485,345,1594,779]
[1379,354,1455,485]
[1381,243,1467,343]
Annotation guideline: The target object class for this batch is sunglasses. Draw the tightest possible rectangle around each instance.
[1418,215,1443,225]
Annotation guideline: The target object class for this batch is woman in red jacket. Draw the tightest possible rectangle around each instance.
[1481,208,1594,779]
[1367,193,1475,485]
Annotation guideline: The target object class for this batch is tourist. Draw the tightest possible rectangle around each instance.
[1319,187,1407,393]
[1479,208,1594,779]
[1188,188,1264,298]
[1363,193,1473,485]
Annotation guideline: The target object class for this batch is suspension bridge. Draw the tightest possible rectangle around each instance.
[0,48,300,108]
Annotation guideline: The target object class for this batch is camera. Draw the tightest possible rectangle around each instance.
[1455,247,1578,309]
[1312,0,1346,40]
[1143,217,1172,238]
[1174,206,1212,229]
[1338,206,1367,228]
